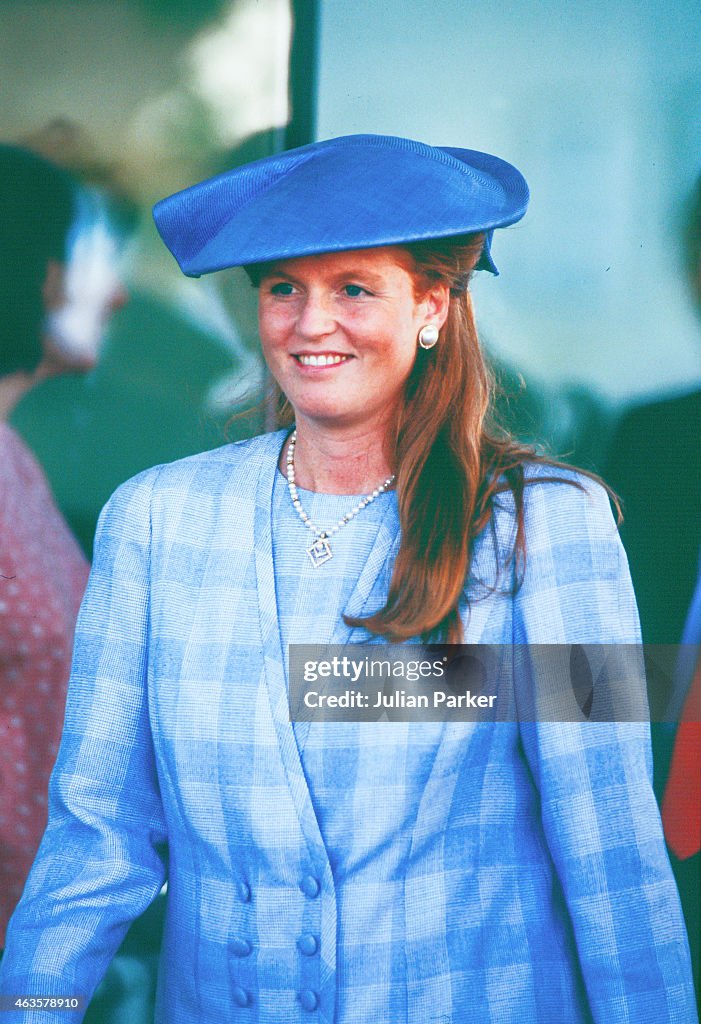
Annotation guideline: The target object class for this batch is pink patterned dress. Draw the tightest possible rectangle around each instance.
[0,422,89,945]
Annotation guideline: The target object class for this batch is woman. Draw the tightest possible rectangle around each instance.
[0,135,696,1022]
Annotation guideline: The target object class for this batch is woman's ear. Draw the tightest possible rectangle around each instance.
[421,281,451,330]
[41,259,66,312]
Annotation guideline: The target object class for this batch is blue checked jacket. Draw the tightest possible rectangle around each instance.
[0,430,696,1023]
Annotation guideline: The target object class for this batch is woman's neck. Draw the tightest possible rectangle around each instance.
[282,421,396,494]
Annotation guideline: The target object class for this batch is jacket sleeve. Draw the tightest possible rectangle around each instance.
[514,473,698,1023]
[0,469,168,1023]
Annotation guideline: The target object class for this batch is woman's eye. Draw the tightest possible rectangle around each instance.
[342,284,368,298]
[269,281,296,296]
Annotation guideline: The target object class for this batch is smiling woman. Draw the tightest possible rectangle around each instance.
[0,134,696,1024]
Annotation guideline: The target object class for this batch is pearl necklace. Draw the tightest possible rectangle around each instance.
[285,429,396,568]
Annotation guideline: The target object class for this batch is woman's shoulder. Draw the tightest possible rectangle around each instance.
[504,463,639,643]
[523,462,618,544]
[479,459,622,593]
[111,430,288,500]
[493,460,617,540]
[95,430,288,537]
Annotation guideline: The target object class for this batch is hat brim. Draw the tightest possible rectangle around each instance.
[153,134,528,278]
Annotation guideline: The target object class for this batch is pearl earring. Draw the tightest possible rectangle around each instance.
[418,324,439,349]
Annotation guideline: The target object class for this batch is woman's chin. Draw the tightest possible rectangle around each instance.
[294,406,358,429]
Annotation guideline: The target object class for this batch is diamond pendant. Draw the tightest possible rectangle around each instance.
[307,534,333,568]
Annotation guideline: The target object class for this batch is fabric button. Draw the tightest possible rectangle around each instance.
[297,933,318,956]
[300,875,320,898]
[232,987,250,1007]
[231,938,252,957]
[299,989,319,1012]
[237,880,251,903]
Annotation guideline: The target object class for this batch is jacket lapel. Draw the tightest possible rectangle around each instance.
[252,431,342,872]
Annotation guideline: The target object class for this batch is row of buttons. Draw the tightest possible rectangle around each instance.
[237,875,321,901]
[231,987,319,1012]
[298,879,319,1010]
[231,933,318,958]
[231,876,322,1010]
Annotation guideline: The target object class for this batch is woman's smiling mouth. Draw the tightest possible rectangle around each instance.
[294,353,352,367]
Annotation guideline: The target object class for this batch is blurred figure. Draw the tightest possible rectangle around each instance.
[43,189,128,372]
[0,144,124,947]
[605,174,701,654]
[604,173,701,1000]
[6,132,169,1024]
[12,119,240,557]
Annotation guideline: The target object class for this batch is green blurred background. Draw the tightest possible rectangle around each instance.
[2,1,700,1018]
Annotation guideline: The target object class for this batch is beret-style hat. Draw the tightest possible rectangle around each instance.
[153,133,529,278]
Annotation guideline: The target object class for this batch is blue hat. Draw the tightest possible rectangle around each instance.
[153,134,529,278]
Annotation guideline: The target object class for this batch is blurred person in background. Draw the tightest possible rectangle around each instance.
[605,174,701,658]
[604,172,701,1000]
[0,143,126,950]
[11,118,240,559]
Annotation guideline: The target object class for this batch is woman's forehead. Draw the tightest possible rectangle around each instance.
[260,245,417,280]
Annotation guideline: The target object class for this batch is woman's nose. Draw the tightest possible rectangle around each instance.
[295,291,336,338]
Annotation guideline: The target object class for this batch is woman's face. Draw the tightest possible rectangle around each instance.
[257,246,448,437]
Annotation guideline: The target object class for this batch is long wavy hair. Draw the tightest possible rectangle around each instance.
[248,234,609,643]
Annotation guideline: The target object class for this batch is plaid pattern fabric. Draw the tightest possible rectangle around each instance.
[0,431,696,1023]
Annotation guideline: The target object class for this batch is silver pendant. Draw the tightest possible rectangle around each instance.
[307,535,333,568]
